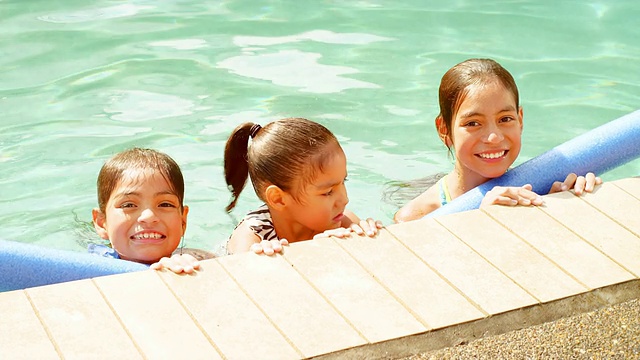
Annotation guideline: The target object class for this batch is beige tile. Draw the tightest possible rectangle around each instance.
[387,216,538,315]
[218,252,365,358]
[442,209,588,302]
[334,228,485,329]
[0,290,59,359]
[283,237,426,343]
[26,279,141,360]
[539,191,640,277]
[611,177,640,199]
[580,182,640,237]
[94,270,222,359]
[158,259,300,360]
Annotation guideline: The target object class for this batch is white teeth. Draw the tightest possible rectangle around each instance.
[133,232,162,239]
[479,151,505,159]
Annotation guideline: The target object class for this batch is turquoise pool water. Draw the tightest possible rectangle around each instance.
[1,0,639,253]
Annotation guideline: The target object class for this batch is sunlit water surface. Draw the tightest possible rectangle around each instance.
[1,0,639,253]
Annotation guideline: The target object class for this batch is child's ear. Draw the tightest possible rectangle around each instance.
[181,205,189,235]
[518,106,524,131]
[92,208,109,240]
[435,115,452,146]
[265,185,286,211]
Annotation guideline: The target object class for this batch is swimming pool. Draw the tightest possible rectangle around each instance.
[1,0,639,253]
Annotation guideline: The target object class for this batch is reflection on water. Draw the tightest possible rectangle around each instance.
[219,30,392,93]
[38,4,154,23]
[0,0,639,253]
[233,30,393,47]
[104,90,196,122]
[219,49,380,93]
[150,39,208,50]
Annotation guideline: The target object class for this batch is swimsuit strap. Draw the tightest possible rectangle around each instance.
[223,204,278,256]
[438,174,452,206]
[244,204,278,242]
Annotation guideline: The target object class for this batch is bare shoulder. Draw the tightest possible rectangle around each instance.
[227,221,260,254]
[382,172,446,208]
[394,185,441,223]
[342,209,359,225]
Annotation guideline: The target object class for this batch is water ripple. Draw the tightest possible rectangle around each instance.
[37,4,153,24]
[103,90,195,122]
[218,49,380,93]
[233,29,393,47]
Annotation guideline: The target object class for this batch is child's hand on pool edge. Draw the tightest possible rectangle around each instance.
[481,184,544,208]
[350,218,384,237]
[250,239,289,256]
[549,172,602,196]
[314,218,383,239]
[150,253,200,274]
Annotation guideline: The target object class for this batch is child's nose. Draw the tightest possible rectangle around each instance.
[337,184,349,207]
[484,125,504,143]
[138,208,159,223]
[486,132,502,143]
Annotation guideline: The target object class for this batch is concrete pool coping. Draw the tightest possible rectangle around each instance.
[1,177,639,359]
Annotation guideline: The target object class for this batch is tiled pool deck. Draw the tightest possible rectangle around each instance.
[1,178,639,359]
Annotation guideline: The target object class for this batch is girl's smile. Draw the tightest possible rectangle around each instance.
[477,150,506,158]
[130,230,167,243]
[451,81,523,182]
[93,169,188,264]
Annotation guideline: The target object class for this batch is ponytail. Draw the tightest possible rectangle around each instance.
[224,117,339,213]
[223,123,255,212]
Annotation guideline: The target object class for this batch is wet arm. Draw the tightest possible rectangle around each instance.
[394,187,440,223]
[227,224,261,254]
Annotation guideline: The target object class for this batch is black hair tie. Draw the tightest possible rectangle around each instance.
[249,124,262,138]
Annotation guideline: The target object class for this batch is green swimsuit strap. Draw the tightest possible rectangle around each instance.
[438,174,452,206]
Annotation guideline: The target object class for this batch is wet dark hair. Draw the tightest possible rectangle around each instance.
[438,58,520,151]
[224,117,340,212]
[96,148,185,213]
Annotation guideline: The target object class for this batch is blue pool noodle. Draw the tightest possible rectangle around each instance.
[0,239,148,292]
[2,110,639,291]
[428,109,640,218]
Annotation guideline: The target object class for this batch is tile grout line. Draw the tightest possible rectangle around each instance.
[384,225,490,317]
[592,183,640,238]
[330,232,433,330]
[481,206,591,290]
[310,278,640,360]
[91,278,147,360]
[23,289,65,359]
[432,216,543,304]
[538,192,639,278]
[612,179,640,202]
[216,258,306,359]
[154,271,227,359]
[280,250,372,344]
